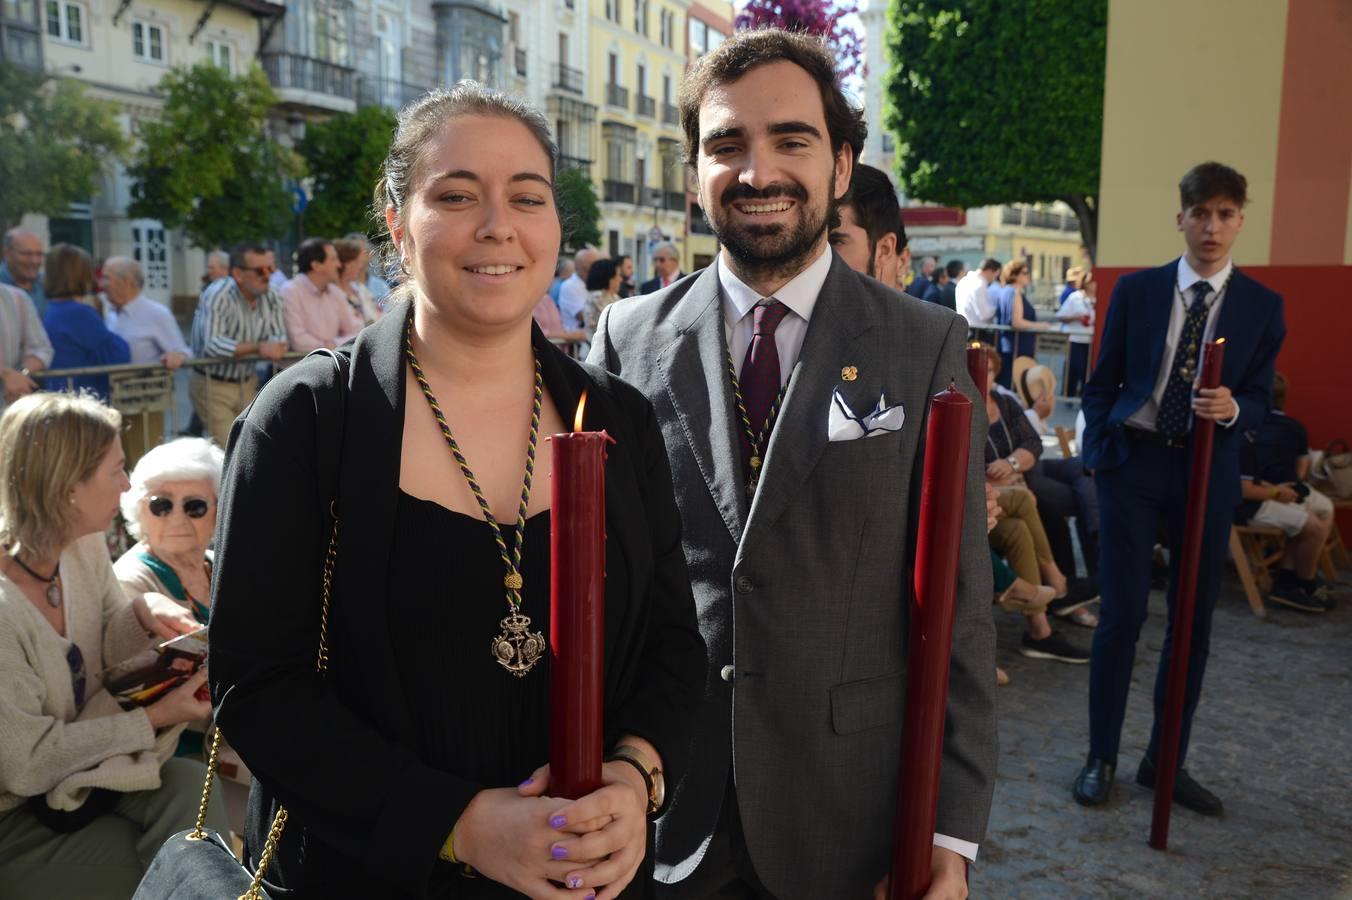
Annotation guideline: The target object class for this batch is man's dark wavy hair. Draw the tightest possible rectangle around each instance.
[677,28,866,169]
[1179,161,1248,211]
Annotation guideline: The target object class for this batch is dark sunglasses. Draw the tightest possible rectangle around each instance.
[147,496,211,519]
[67,642,86,709]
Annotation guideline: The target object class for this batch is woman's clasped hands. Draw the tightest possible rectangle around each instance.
[453,761,650,900]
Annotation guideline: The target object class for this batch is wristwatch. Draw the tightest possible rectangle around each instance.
[1007,455,1021,473]
[607,744,665,815]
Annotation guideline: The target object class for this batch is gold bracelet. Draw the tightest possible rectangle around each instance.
[439,826,459,864]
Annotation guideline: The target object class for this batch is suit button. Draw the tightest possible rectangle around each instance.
[720,665,735,683]
[735,575,754,594]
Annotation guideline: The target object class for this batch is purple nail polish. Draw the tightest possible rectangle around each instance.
[550,814,567,828]
[551,844,568,860]
[586,893,595,900]
[518,776,534,787]
[567,876,582,889]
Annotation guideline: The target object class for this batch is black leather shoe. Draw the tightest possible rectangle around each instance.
[1073,757,1115,806]
[1136,756,1224,816]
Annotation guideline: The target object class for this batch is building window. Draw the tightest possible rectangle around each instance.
[689,17,706,57]
[206,39,232,72]
[44,0,82,44]
[633,0,647,37]
[132,21,164,63]
[6,0,37,22]
[307,0,350,65]
[605,0,619,24]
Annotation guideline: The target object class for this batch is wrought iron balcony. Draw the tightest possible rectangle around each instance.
[606,83,630,109]
[636,94,656,118]
[664,190,685,211]
[514,47,527,77]
[558,155,592,179]
[262,52,356,101]
[662,102,679,126]
[553,63,584,94]
[603,180,636,204]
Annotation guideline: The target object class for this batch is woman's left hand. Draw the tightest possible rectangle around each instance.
[518,760,649,899]
[986,459,1015,484]
[133,592,198,639]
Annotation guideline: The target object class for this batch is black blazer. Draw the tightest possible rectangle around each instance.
[638,274,682,296]
[208,303,705,899]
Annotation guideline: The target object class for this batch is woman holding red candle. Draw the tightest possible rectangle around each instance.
[207,83,705,900]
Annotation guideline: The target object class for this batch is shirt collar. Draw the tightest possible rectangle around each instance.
[718,243,832,328]
[1177,255,1232,301]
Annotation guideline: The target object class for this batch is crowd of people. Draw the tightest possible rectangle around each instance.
[0,26,1339,900]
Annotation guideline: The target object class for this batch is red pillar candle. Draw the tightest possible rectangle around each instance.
[966,342,988,403]
[891,383,974,900]
[549,393,608,800]
[1150,338,1226,850]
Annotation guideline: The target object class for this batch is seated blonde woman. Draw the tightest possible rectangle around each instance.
[0,393,226,898]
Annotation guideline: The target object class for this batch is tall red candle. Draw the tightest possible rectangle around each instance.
[966,342,988,403]
[1150,338,1225,850]
[549,393,607,800]
[891,384,973,900]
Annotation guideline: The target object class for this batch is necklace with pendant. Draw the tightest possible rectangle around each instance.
[10,551,62,608]
[726,352,789,497]
[405,319,546,677]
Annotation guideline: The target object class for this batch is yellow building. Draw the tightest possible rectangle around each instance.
[682,0,734,274]
[588,0,689,283]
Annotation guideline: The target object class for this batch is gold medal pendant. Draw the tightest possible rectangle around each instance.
[492,611,545,677]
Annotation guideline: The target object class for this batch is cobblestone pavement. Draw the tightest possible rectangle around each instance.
[973,569,1352,899]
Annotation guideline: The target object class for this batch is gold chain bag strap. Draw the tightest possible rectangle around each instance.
[184,506,338,900]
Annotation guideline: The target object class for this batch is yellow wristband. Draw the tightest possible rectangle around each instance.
[1271,486,1280,500]
[439,826,459,864]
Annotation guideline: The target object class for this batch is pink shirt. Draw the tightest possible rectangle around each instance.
[282,274,364,352]
[532,294,564,336]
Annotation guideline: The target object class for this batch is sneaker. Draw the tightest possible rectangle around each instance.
[1268,583,1325,613]
[1019,630,1090,663]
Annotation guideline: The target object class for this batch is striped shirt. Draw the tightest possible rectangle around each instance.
[190,277,287,382]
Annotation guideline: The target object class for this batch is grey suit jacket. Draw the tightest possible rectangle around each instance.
[589,253,997,899]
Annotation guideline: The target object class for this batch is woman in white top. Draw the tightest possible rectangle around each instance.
[0,393,225,898]
[1057,268,1096,397]
[335,237,383,325]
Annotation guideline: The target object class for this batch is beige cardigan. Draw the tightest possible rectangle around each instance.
[0,533,183,813]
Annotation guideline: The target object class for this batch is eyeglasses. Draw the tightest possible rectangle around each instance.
[147,496,211,519]
[237,265,275,276]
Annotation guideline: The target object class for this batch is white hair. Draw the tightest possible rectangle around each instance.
[120,437,225,540]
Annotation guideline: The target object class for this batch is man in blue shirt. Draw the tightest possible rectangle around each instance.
[0,228,46,316]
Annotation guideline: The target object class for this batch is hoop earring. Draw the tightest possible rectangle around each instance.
[399,256,410,276]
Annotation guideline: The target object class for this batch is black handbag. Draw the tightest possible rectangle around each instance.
[133,349,347,900]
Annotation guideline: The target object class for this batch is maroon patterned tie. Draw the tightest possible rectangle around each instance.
[738,300,791,474]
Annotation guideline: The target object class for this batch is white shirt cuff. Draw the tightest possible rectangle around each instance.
[934,833,979,863]
[1219,399,1241,429]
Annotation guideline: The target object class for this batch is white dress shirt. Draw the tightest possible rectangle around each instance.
[1126,256,1238,432]
[1057,290,1094,345]
[955,271,994,326]
[558,273,590,332]
[717,245,981,864]
[105,295,189,364]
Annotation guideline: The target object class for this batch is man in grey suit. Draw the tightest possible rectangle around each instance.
[588,30,996,900]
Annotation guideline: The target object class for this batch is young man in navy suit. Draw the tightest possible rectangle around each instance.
[1074,162,1286,813]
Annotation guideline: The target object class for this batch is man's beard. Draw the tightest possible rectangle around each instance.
[704,175,835,285]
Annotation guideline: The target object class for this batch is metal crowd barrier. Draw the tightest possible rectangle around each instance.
[965,322,1096,403]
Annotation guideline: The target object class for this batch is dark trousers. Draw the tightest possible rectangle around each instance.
[1088,436,1234,770]
[1026,457,1100,576]
[656,775,773,900]
[1066,342,1090,397]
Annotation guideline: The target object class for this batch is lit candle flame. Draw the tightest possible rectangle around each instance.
[969,341,982,349]
[574,391,588,433]
[1214,337,1226,345]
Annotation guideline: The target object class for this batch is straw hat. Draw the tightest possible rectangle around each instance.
[1013,357,1057,417]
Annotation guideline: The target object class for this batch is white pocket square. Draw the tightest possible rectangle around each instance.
[828,388,905,441]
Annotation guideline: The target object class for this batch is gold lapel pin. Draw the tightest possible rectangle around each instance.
[841,366,858,382]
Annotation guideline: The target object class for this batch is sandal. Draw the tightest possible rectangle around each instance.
[997,583,1055,614]
[1068,607,1099,628]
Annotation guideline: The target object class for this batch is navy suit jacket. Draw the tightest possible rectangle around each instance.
[639,273,683,296]
[1082,259,1285,505]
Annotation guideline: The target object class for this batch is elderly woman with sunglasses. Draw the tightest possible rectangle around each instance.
[114,438,224,628]
[0,393,227,898]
